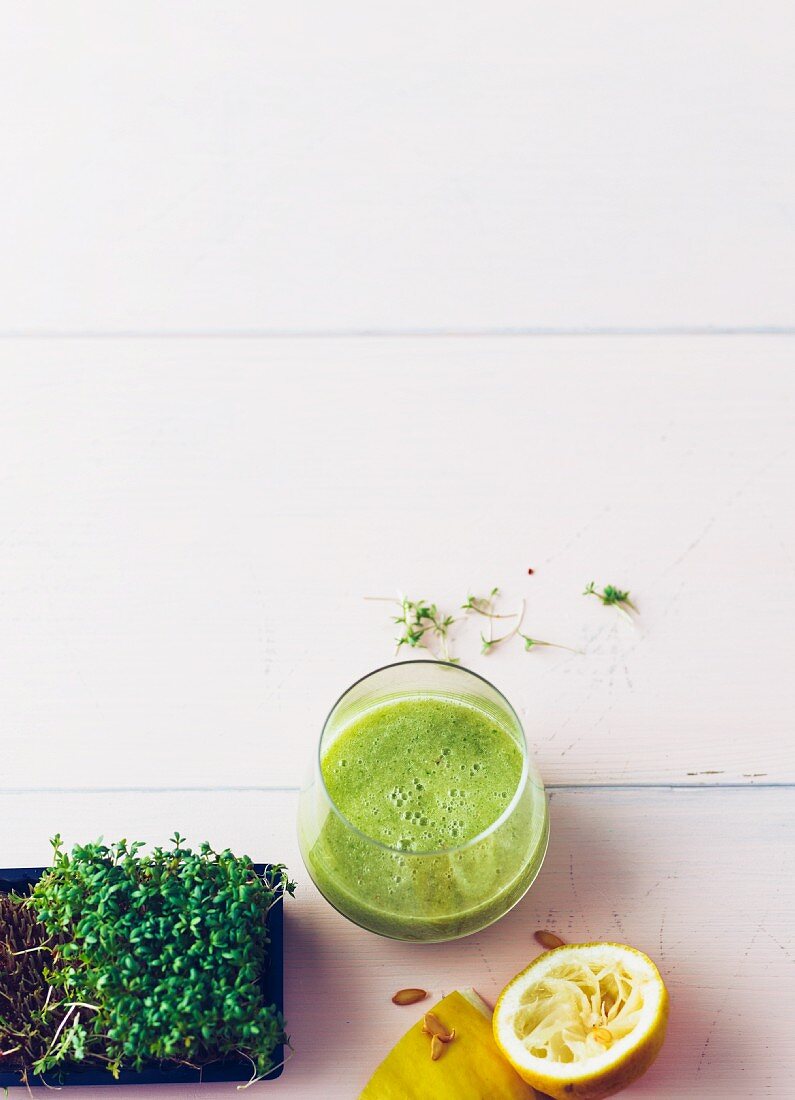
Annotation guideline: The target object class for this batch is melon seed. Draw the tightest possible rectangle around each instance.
[534,930,566,949]
[392,988,428,1006]
[422,1012,455,1042]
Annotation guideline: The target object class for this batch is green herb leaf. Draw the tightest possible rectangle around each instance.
[375,595,458,662]
[583,582,637,615]
[27,837,294,1080]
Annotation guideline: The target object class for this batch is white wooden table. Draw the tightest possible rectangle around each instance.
[2,339,793,1098]
[1,4,794,1095]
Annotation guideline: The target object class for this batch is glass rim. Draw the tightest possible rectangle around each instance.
[316,658,534,857]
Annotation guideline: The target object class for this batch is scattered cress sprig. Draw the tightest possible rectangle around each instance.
[461,588,514,620]
[519,633,579,654]
[466,591,575,656]
[465,588,525,655]
[583,582,637,621]
[365,596,459,662]
[368,586,578,662]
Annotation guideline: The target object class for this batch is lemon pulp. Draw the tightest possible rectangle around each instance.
[494,943,668,1100]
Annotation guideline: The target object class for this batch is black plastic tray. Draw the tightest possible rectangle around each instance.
[0,865,284,1087]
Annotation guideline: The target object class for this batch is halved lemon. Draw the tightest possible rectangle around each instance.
[493,943,668,1100]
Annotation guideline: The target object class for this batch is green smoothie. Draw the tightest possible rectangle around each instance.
[300,694,548,941]
[322,697,522,851]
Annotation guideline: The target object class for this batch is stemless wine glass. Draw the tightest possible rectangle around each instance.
[297,661,549,942]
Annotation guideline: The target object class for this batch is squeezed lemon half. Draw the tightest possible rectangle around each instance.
[493,943,668,1100]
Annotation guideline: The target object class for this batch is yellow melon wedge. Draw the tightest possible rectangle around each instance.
[359,988,536,1099]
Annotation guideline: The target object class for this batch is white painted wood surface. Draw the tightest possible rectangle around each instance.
[4,786,793,1097]
[1,337,793,790]
[1,3,794,333]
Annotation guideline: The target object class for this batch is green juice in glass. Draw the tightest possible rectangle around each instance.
[298,665,549,941]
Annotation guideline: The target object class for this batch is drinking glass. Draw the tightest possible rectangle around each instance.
[297,660,549,942]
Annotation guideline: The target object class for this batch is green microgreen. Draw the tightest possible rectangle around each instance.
[478,596,526,654]
[468,590,576,656]
[366,595,459,662]
[460,587,513,619]
[518,633,578,654]
[370,584,578,660]
[583,582,637,620]
[0,894,70,1085]
[27,834,295,1083]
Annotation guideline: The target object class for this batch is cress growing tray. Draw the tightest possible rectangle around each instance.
[0,865,284,1088]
